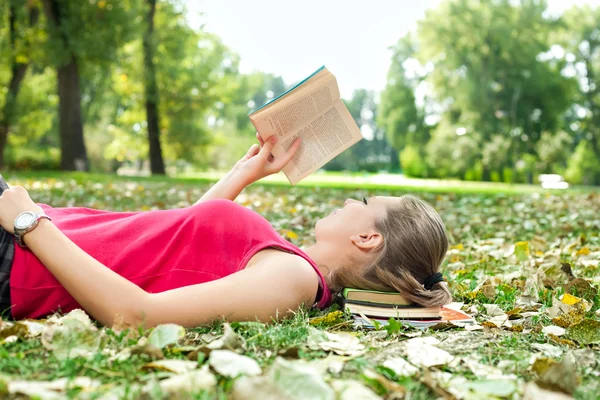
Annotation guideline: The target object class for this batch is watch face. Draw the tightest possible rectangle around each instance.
[15,212,36,229]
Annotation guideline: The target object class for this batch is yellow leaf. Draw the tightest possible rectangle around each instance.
[561,293,582,306]
[576,247,590,256]
[285,230,298,240]
[515,241,530,261]
[450,243,464,250]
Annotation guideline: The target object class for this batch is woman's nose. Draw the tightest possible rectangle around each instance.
[344,198,357,206]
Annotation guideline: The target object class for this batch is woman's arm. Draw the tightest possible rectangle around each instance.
[195,134,300,205]
[23,219,149,326]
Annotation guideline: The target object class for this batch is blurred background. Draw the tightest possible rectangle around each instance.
[1,0,599,186]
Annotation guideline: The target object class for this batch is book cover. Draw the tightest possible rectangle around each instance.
[248,66,326,115]
[342,288,412,305]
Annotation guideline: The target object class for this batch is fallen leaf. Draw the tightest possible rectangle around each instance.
[330,379,381,400]
[515,241,530,261]
[158,365,216,394]
[561,293,582,306]
[543,326,566,336]
[522,382,574,400]
[209,349,261,378]
[454,378,518,398]
[232,357,334,400]
[143,359,198,374]
[309,311,345,326]
[566,319,600,345]
[41,314,104,360]
[531,343,563,358]
[307,327,365,356]
[535,355,578,395]
[563,278,597,300]
[8,377,100,400]
[382,357,419,377]
[207,323,245,350]
[404,340,454,367]
[147,324,185,349]
[483,304,505,317]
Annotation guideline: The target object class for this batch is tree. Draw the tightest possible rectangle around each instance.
[415,0,576,179]
[0,0,40,168]
[378,34,427,152]
[558,5,600,184]
[142,0,165,175]
[103,1,238,172]
[40,0,141,171]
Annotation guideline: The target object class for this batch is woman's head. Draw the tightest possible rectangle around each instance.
[315,194,451,307]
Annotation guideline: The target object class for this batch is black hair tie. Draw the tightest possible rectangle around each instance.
[423,272,444,290]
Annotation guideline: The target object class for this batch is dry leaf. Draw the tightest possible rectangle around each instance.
[147,324,185,349]
[566,319,600,345]
[535,355,578,395]
[404,341,454,367]
[307,328,365,356]
[522,382,574,400]
[208,349,261,378]
[330,380,381,400]
[382,357,419,377]
[232,357,334,400]
[158,365,216,394]
[143,359,198,374]
[483,304,505,317]
[543,326,566,336]
[207,323,245,350]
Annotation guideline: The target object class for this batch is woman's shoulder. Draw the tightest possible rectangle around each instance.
[250,250,321,302]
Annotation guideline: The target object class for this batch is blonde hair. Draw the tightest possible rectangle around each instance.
[327,195,451,307]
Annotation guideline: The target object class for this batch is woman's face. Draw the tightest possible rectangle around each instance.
[314,196,400,243]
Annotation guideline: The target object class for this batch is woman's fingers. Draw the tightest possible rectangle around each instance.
[269,137,301,172]
[255,132,265,147]
[257,135,277,162]
[245,144,260,159]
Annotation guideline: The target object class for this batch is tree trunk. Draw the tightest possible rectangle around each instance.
[41,0,89,171]
[0,63,28,169]
[0,4,39,168]
[57,57,88,171]
[143,0,165,175]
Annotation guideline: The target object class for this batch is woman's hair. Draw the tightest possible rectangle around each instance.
[327,195,451,307]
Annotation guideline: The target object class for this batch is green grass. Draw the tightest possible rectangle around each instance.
[0,172,599,399]
[4,169,597,195]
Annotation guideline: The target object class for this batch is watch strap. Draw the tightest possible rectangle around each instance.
[15,212,52,248]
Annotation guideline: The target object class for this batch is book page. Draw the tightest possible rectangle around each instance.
[251,77,341,140]
[269,99,363,185]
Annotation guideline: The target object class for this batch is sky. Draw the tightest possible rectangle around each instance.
[187,0,600,99]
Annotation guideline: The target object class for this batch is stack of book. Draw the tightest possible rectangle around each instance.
[338,288,473,329]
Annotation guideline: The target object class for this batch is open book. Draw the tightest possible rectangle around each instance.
[249,66,364,185]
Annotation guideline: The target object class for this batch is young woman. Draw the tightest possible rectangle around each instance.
[0,135,450,328]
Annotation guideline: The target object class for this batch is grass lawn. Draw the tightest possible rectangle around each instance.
[0,172,599,399]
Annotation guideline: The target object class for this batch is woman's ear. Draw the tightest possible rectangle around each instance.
[350,231,383,252]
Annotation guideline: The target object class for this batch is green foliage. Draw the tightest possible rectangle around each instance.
[399,145,427,177]
[378,0,596,184]
[565,140,600,185]
[378,34,427,152]
[326,90,397,172]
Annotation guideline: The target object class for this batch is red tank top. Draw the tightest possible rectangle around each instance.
[10,199,332,319]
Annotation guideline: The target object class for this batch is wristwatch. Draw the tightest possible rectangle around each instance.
[14,211,52,248]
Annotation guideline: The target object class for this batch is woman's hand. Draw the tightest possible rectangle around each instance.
[0,186,44,234]
[232,133,301,186]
